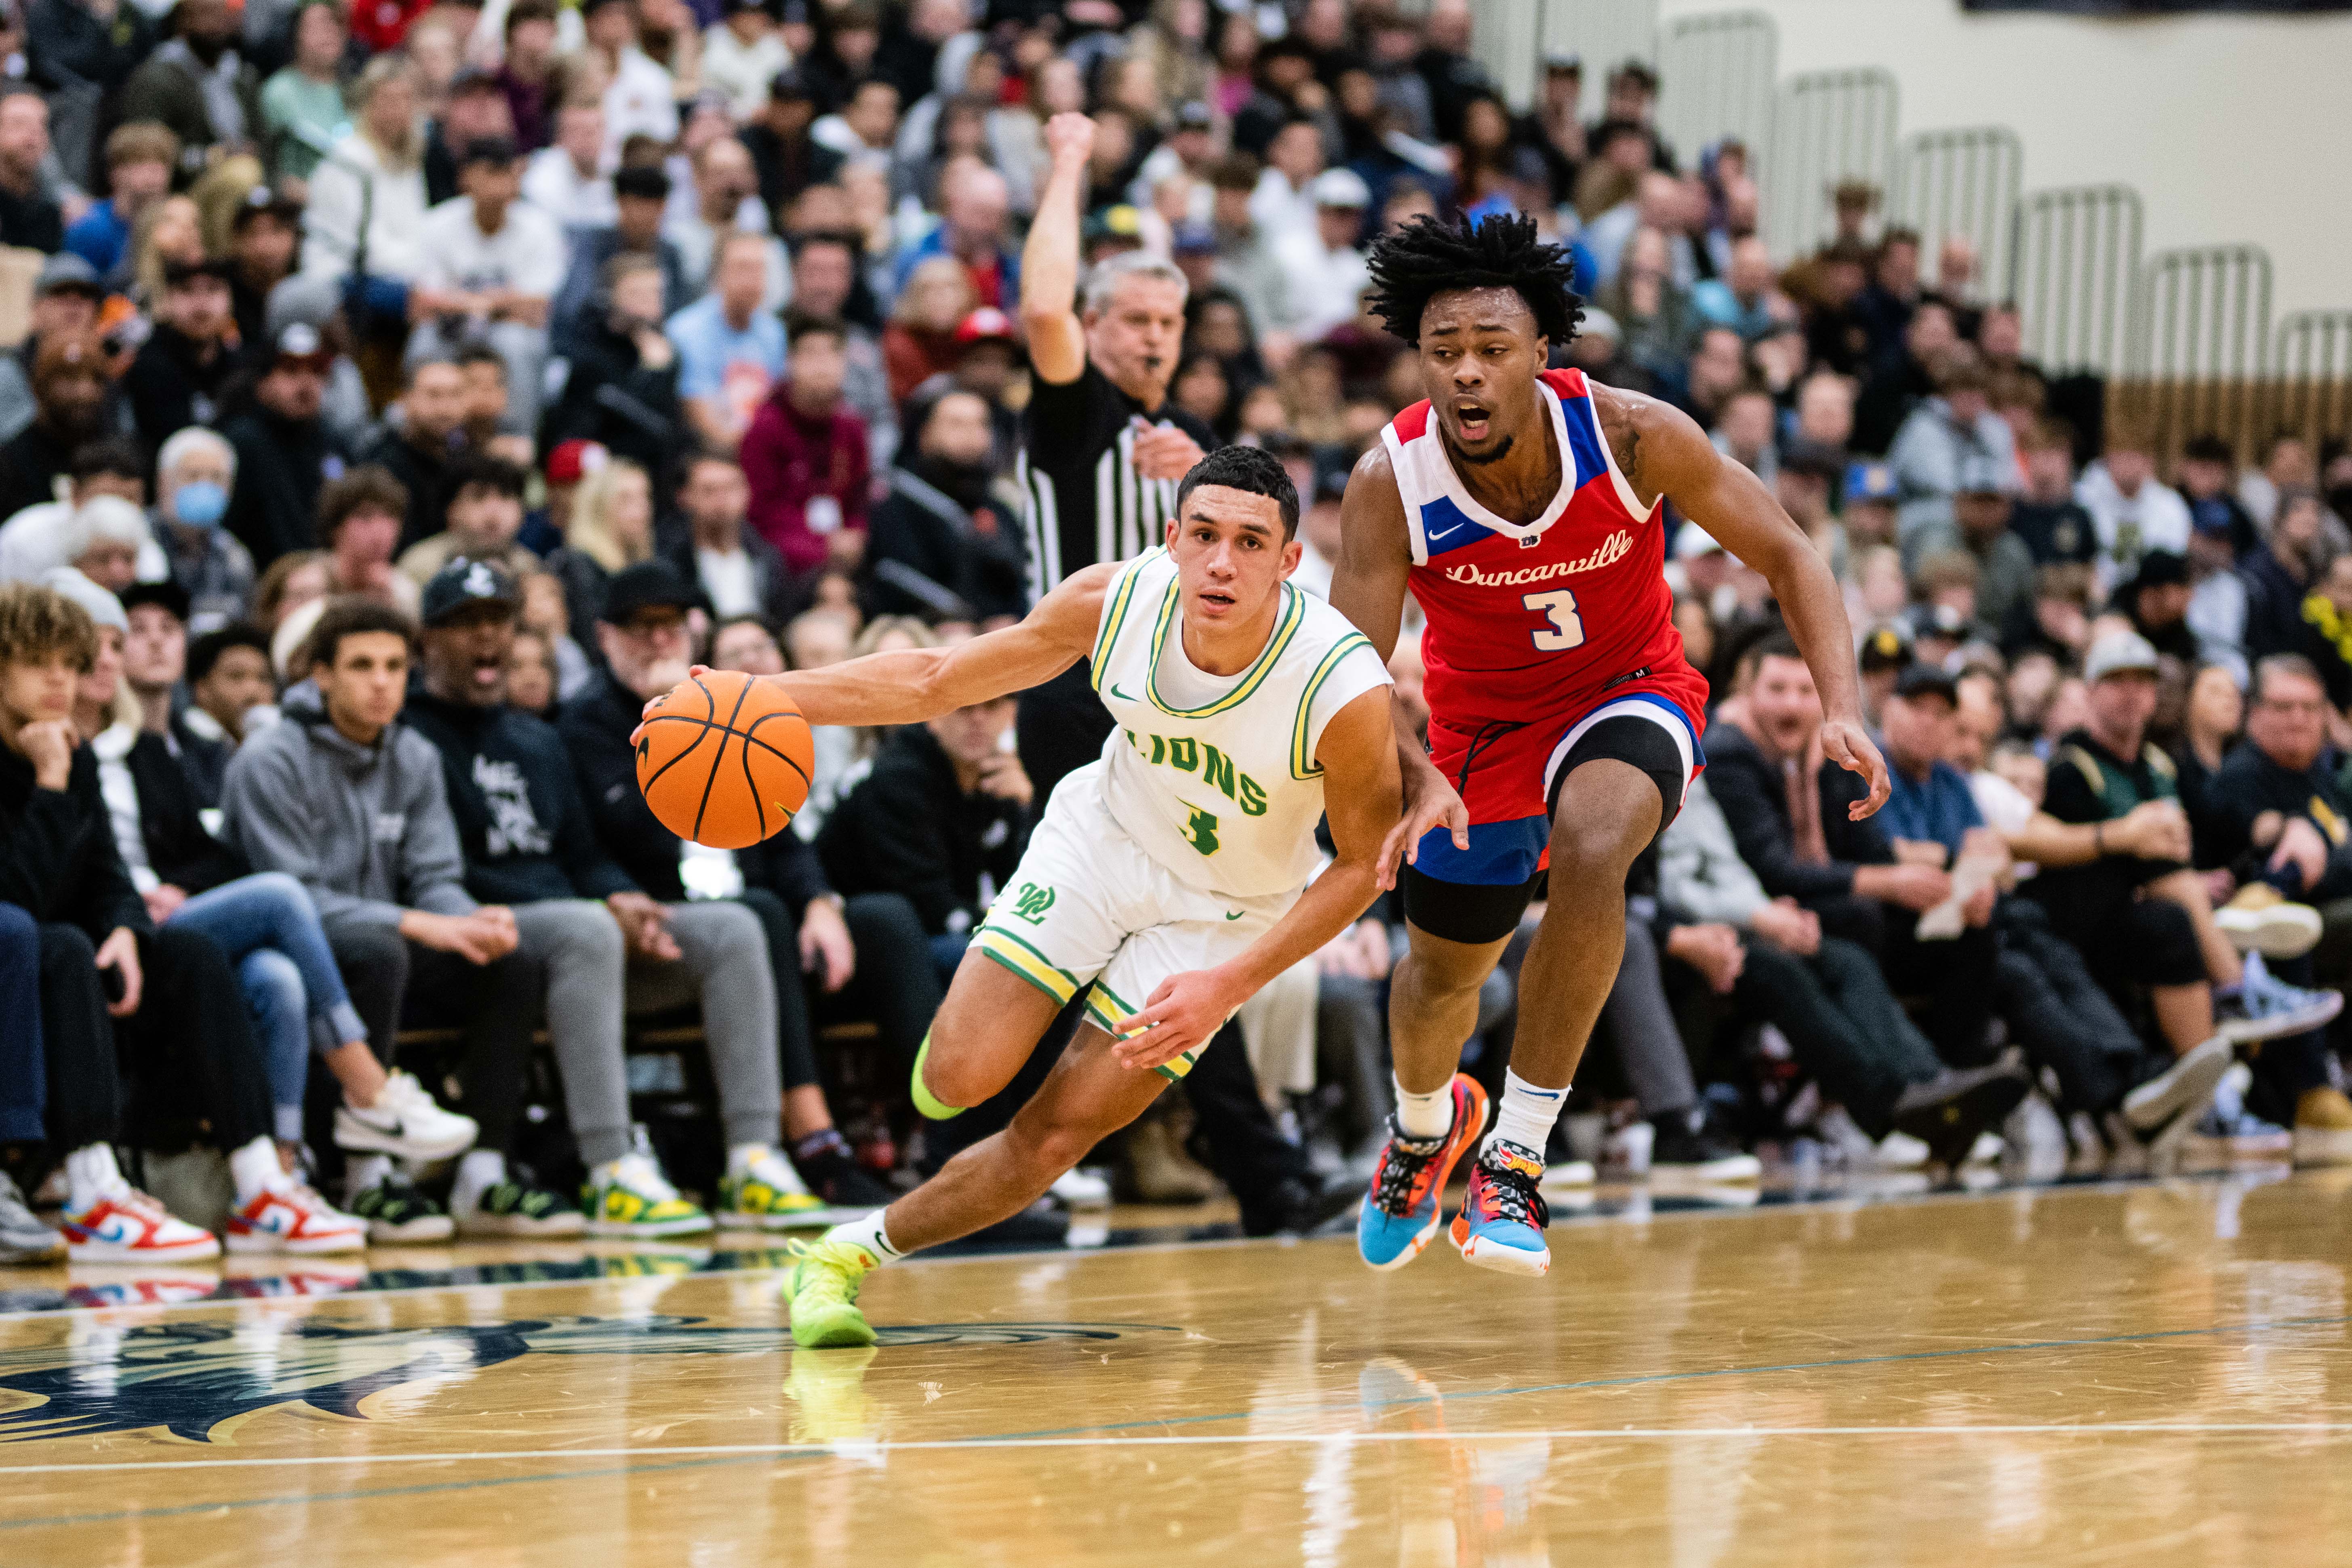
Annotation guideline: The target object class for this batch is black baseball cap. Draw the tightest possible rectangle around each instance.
[162,256,234,287]
[1858,621,1913,674]
[459,135,520,170]
[231,185,303,230]
[421,557,521,627]
[600,560,701,625]
[120,579,191,623]
[768,68,816,104]
[1892,662,1958,705]
[614,164,673,202]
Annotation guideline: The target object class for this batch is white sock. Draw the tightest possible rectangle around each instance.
[1393,1075,1454,1140]
[65,1143,127,1212]
[730,1143,809,1193]
[826,1211,902,1266]
[1485,1070,1567,1161]
[452,1149,507,1212]
[345,1154,394,1195]
[229,1136,283,1204]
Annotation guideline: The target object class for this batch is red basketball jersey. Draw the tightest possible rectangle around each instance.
[1385,366,1705,732]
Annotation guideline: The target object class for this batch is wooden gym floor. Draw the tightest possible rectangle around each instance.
[1,1168,2348,1565]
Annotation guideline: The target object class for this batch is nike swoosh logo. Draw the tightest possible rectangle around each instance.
[1425,521,1465,541]
[1225,911,1244,921]
[1110,683,1136,700]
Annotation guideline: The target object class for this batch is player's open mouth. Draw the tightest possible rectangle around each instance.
[1198,589,1235,610]
[1453,400,1492,440]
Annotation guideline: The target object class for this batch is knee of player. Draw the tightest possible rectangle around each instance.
[919,1046,998,1113]
[1548,813,1649,882]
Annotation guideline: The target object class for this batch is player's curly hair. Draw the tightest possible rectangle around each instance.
[1364,212,1585,348]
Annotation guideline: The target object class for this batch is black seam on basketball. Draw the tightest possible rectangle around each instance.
[740,715,813,788]
[738,724,768,841]
[689,677,757,842]
[640,713,717,794]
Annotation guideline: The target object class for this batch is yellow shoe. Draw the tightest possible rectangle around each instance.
[718,1149,831,1230]
[582,1152,714,1238]
[785,1235,880,1348]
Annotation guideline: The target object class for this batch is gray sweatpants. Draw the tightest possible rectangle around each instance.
[513,900,781,1167]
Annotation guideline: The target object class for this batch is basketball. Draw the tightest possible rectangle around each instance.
[634,669,813,849]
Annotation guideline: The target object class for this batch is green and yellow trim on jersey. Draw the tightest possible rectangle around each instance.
[1289,631,1377,780]
[1088,549,1159,690]
[1082,979,1199,1081]
[971,926,1082,1007]
[1143,578,1306,718]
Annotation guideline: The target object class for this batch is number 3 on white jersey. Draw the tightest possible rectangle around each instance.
[1522,589,1585,651]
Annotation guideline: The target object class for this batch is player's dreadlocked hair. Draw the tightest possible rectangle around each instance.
[1364,212,1585,348]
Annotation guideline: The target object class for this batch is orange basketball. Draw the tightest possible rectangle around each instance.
[636,669,814,849]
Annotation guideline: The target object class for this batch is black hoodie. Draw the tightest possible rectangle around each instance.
[0,740,148,940]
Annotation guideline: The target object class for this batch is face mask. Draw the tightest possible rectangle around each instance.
[173,480,228,528]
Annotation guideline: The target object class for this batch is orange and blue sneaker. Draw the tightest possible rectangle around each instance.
[1356,1074,1489,1271]
[1449,1139,1552,1277]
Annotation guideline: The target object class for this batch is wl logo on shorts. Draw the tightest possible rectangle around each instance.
[1010,882,1057,925]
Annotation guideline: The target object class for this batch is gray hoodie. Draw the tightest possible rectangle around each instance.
[221,680,477,933]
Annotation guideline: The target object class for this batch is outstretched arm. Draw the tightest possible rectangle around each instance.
[1328,442,1468,881]
[1622,393,1891,818]
[1019,112,1095,386]
[1112,687,1402,1070]
[644,565,1112,733]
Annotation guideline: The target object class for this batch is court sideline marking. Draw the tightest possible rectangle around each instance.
[2,1307,2346,1528]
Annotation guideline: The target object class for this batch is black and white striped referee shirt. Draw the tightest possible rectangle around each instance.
[1016,361,1221,601]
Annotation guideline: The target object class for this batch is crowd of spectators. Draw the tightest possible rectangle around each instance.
[3,0,2352,1269]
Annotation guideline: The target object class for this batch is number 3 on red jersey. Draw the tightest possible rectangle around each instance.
[1522,589,1586,651]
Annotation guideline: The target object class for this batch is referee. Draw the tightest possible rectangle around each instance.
[1013,110,1217,795]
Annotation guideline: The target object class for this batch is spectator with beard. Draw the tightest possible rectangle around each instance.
[0,255,104,442]
[659,449,793,625]
[124,257,238,446]
[0,333,115,523]
[864,387,1025,624]
[361,357,472,552]
[221,324,343,570]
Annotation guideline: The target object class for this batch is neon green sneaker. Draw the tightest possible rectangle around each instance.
[717,1148,832,1229]
[582,1152,713,1238]
[785,1235,880,1348]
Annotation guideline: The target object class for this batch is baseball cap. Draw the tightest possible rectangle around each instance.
[1893,662,1958,705]
[953,306,1015,344]
[2084,627,2161,683]
[1780,439,1845,484]
[1171,221,1218,257]
[231,185,304,230]
[271,321,332,370]
[1174,101,1213,132]
[1309,168,1371,210]
[35,252,102,298]
[162,255,234,288]
[1082,204,1143,243]
[1544,51,1583,74]
[1577,305,1621,344]
[769,68,816,103]
[2125,549,2189,592]
[545,439,606,486]
[614,164,672,202]
[600,560,701,625]
[1857,621,1913,673]
[458,134,520,169]
[120,578,192,623]
[421,557,521,627]
[1904,602,1969,642]
[1844,461,1897,506]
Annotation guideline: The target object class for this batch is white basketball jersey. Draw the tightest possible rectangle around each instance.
[1087,547,1392,900]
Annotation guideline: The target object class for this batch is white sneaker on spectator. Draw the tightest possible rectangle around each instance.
[335,1071,480,1161]
[1875,1130,1931,1170]
[1050,1168,1112,1210]
[2214,953,2342,1044]
[0,1171,63,1264]
[2214,885,2323,959]
[226,1178,368,1254]
[62,1187,221,1263]
[2121,1035,2234,1136]
[2186,1065,2293,1160]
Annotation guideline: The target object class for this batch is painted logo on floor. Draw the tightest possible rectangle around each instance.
[0,1316,1178,1444]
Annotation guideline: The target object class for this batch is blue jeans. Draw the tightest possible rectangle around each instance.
[0,901,41,1143]
[168,874,367,1143]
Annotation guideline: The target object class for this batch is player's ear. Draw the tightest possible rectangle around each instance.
[1278,537,1303,580]
[1163,516,1180,548]
[1533,334,1550,363]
